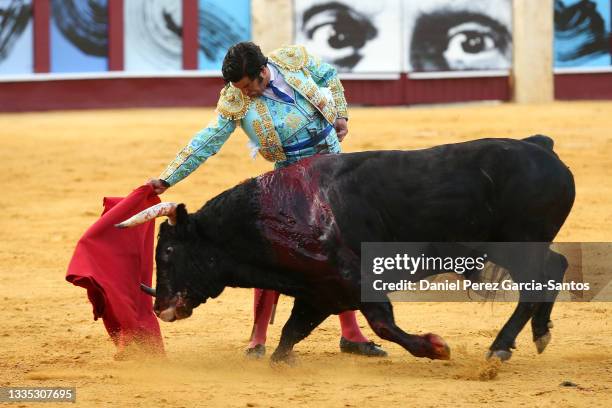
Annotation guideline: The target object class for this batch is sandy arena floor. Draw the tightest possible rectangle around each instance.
[0,101,610,407]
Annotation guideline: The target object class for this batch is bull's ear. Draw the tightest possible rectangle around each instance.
[176,203,189,225]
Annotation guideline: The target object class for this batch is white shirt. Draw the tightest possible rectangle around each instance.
[263,63,296,102]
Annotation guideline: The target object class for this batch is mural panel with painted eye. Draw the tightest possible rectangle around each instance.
[295,0,403,74]
[301,2,377,70]
[405,0,513,73]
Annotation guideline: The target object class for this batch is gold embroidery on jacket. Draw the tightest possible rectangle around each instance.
[328,76,348,119]
[285,75,337,125]
[158,145,195,180]
[253,100,287,162]
[285,113,303,131]
[268,45,308,72]
[216,85,250,120]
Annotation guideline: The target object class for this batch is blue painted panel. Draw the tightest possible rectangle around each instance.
[198,0,251,71]
[555,0,611,67]
[0,0,33,74]
[50,0,108,73]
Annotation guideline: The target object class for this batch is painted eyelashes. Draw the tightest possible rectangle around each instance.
[300,1,378,70]
[410,11,512,71]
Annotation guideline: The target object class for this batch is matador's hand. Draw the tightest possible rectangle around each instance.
[147,178,170,195]
[334,118,348,142]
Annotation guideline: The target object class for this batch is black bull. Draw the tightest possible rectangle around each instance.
[130,136,575,362]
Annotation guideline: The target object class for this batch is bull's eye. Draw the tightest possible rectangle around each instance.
[166,246,174,255]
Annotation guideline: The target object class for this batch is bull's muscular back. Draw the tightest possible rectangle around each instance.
[321,138,573,250]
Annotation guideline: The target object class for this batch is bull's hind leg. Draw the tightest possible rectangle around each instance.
[489,250,568,360]
[531,303,554,354]
[486,245,546,361]
[270,298,330,363]
[360,299,450,360]
[531,250,568,354]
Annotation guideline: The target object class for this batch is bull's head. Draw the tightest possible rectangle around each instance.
[116,203,225,322]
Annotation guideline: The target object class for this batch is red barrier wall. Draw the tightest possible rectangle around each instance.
[554,73,612,100]
[0,75,512,112]
[0,77,225,112]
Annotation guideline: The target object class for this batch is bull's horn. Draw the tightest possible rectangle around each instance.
[140,283,156,297]
[115,202,178,228]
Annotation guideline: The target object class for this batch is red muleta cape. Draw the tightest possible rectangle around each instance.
[66,185,164,356]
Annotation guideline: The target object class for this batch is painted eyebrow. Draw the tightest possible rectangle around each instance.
[415,11,511,38]
[412,10,511,51]
[302,1,353,25]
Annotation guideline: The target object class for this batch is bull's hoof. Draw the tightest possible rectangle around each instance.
[534,331,552,354]
[486,349,512,361]
[424,333,451,360]
[270,351,296,366]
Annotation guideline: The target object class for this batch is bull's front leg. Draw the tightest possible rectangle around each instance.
[270,298,330,363]
[488,300,537,361]
[360,299,450,360]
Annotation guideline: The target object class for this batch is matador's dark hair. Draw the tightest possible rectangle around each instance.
[222,42,268,83]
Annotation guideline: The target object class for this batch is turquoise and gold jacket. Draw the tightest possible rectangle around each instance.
[158,45,349,186]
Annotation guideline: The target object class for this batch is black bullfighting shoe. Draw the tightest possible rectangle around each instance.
[245,344,266,359]
[339,337,388,357]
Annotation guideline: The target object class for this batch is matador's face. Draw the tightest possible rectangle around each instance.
[232,66,270,98]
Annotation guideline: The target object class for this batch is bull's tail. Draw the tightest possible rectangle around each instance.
[523,134,555,151]
[463,263,510,301]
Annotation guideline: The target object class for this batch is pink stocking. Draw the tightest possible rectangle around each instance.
[249,289,277,347]
[339,310,369,343]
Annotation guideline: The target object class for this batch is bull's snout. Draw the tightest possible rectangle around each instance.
[153,293,192,322]
[157,306,177,322]
[153,299,177,322]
